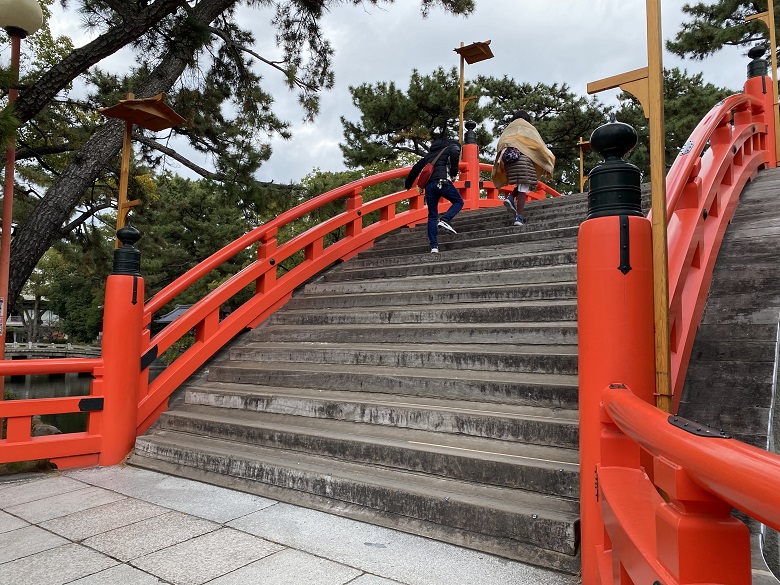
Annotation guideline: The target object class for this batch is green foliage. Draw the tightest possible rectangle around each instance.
[667,1,772,60]
[131,173,260,303]
[340,70,611,193]
[615,68,735,176]
[340,67,481,166]
[46,225,114,343]
[477,77,611,192]
[47,272,105,343]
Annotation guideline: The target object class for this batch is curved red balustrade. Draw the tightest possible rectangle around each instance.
[579,73,780,584]
[0,144,562,467]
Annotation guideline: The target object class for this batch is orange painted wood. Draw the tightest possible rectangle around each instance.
[577,215,656,584]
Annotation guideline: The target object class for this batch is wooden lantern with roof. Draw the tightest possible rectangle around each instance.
[99,93,186,244]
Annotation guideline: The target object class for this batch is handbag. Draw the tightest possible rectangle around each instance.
[502,147,522,164]
[414,148,447,190]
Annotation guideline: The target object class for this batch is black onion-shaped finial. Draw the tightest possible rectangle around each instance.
[586,118,643,219]
[112,225,141,275]
[747,45,769,79]
[464,120,477,145]
[590,116,638,160]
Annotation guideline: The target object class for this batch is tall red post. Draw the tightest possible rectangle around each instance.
[744,46,777,169]
[577,120,656,583]
[100,226,143,465]
[460,120,481,210]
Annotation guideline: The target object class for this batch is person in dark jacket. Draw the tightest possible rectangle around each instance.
[405,137,463,253]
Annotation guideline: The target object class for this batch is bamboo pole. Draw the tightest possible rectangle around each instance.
[646,0,672,413]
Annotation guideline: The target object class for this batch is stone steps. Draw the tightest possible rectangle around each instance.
[184,383,579,448]
[228,341,579,375]
[250,322,579,345]
[132,431,582,572]
[130,192,587,573]
[284,281,578,309]
[206,361,579,408]
[153,405,579,497]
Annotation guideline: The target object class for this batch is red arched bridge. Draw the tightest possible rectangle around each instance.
[2,56,780,584]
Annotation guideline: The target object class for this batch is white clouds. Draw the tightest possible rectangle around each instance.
[45,1,758,185]
[262,0,751,184]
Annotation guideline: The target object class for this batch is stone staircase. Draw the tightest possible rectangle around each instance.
[129,192,591,574]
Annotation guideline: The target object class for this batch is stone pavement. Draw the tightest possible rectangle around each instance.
[0,466,579,585]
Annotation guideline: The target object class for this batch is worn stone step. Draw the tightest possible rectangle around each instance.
[155,405,579,498]
[463,214,585,234]
[250,321,579,346]
[185,383,580,448]
[340,239,578,272]
[130,432,581,572]
[392,212,585,239]
[303,265,578,295]
[267,299,578,326]
[206,361,579,409]
[229,342,579,376]
[361,226,580,258]
[286,281,578,310]
[319,248,578,283]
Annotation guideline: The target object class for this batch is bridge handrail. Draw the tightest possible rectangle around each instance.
[0,357,102,376]
[138,161,561,431]
[603,383,780,531]
[580,75,777,583]
[656,91,770,409]
[144,166,412,316]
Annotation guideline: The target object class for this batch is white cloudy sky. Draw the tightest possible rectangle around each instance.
[49,0,752,184]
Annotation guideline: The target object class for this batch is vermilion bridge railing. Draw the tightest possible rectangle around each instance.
[3,65,780,583]
[0,137,557,467]
[578,69,780,583]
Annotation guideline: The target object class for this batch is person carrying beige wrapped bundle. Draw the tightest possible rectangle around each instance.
[492,110,555,226]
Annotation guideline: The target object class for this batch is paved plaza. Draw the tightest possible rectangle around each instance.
[0,466,577,585]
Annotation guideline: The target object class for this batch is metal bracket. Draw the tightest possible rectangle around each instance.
[668,415,731,438]
[141,345,158,372]
[618,216,632,274]
[79,397,104,412]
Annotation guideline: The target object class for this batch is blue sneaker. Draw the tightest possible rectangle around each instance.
[513,215,525,226]
[503,197,517,214]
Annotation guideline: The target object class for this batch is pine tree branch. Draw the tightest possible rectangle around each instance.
[207,25,318,92]
[133,133,225,180]
[14,0,187,125]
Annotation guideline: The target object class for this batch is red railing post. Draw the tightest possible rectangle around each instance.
[744,46,777,168]
[578,121,656,583]
[346,188,363,238]
[99,227,144,465]
[257,228,278,295]
[653,456,751,583]
[460,120,481,210]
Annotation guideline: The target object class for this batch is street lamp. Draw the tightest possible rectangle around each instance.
[453,40,493,144]
[99,92,186,244]
[0,0,43,394]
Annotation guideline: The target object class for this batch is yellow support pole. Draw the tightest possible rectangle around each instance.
[458,43,465,145]
[646,0,672,413]
[577,137,591,193]
[746,0,780,165]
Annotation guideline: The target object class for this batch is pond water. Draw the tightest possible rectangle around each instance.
[4,373,92,433]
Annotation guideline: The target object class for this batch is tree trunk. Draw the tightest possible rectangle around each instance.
[7,0,240,309]
[14,0,184,125]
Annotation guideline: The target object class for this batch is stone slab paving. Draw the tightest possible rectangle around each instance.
[0,466,578,585]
